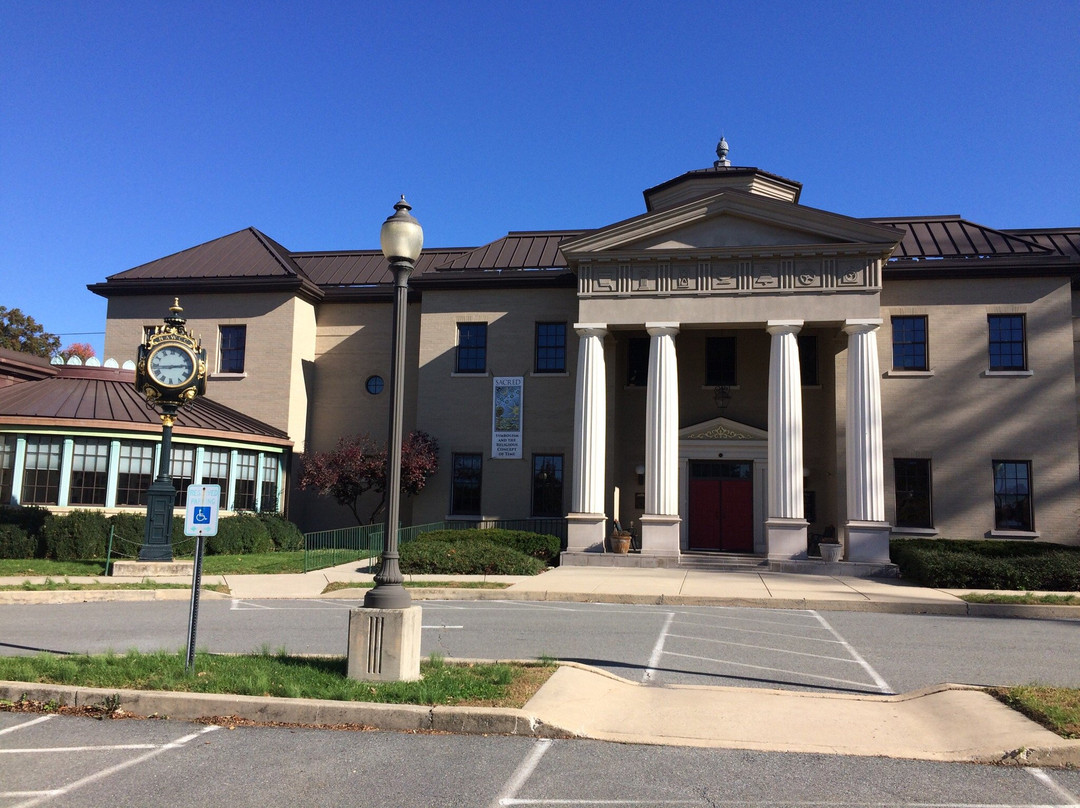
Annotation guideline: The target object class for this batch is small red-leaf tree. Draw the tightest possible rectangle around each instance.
[299,431,440,525]
[60,342,96,361]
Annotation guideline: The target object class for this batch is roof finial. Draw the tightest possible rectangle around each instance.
[714,135,731,168]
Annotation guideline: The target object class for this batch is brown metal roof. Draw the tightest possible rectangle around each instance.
[0,365,290,445]
[872,217,1056,260]
[292,248,473,286]
[438,232,580,271]
[1001,229,1080,260]
[105,228,304,282]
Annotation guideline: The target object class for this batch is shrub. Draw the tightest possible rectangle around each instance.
[415,529,560,565]
[42,510,110,560]
[207,513,274,556]
[0,524,34,559]
[891,538,1080,589]
[106,512,186,560]
[400,538,545,575]
[258,512,304,552]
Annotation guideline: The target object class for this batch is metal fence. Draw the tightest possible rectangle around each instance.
[302,517,567,573]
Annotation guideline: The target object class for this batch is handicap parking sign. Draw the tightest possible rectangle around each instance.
[185,485,220,536]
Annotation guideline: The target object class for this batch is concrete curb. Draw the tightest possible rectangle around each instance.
[0,589,231,605]
[0,679,573,740]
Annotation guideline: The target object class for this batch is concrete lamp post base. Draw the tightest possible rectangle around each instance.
[347,606,423,682]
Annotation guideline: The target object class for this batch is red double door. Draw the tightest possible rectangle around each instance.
[688,461,754,552]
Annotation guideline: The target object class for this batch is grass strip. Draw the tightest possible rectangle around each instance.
[989,686,1080,738]
[0,579,230,594]
[321,581,512,593]
[0,559,107,576]
[960,592,1080,606]
[0,649,555,709]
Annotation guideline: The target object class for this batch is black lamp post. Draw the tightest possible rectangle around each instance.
[364,196,423,610]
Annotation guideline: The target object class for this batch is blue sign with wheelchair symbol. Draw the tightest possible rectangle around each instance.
[193,507,211,524]
[184,485,221,535]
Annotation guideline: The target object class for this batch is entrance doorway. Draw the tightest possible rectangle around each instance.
[688,460,754,552]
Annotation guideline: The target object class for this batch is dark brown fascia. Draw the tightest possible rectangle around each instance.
[883,255,1078,281]
[411,269,577,291]
[0,351,58,382]
[87,275,325,304]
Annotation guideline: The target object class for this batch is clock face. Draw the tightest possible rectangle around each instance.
[148,344,196,387]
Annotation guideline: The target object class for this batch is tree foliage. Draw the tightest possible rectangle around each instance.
[60,342,96,361]
[0,307,61,358]
[299,431,440,525]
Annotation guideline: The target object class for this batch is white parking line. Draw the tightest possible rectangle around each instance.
[4,725,220,808]
[670,619,841,645]
[643,612,675,684]
[0,743,159,754]
[666,633,861,664]
[489,737,553,808]
[0,715,54,735]
[810,611,893,694]
[1026,766,1080,804]
[664,651,881,690]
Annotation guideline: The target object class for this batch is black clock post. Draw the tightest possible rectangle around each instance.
[134,300,207,562]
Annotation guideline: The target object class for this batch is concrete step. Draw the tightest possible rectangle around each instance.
[678,552,768,571]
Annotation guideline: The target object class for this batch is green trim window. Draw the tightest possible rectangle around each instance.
[531,454,564,517]
[891,316,928,371]
[22,436,62,505]
[260,455,279,512]
[116,441,154,506]
[0,435,14,505]
[988,315,1026,371]
[894,458,933,529]
[69,438,110,506]
[993,460,1033,531]
[535,322,567,373]
[170,446,195,508]
[203,449,230,507]
[234,451,257,511]
[450,453,482,515]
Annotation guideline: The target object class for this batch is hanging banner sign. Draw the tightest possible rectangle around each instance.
[492,376,523,459]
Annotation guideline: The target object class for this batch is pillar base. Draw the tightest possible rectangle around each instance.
[766,517,809,559]
[566,513,606,552]
[347,606,422,682]
[639,513,681,557]
[846,520,892,563]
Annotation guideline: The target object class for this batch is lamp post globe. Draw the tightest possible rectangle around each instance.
[365,197,423,610]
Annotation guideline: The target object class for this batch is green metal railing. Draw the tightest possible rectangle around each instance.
[302,518,567,573]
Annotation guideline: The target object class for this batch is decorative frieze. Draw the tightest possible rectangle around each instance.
[578,255,881,297]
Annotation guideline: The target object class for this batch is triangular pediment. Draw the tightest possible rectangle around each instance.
[560,190,901,258]
[680,416,767,442]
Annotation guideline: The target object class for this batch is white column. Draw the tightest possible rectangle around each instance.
[566,324,608,552]
[765,320,808,559]
[844,319,892,563]
[640,322,681,557]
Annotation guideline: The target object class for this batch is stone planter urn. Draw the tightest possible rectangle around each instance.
[819,542,843,563]
[610,531,631,554]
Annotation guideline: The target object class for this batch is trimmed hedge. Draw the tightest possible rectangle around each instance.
[400,538,545,575]
[891,538,1080,590]
[0,505,303,560]
[414,529,561,565]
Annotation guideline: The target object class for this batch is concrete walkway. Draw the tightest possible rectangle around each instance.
[2,563,1079,763]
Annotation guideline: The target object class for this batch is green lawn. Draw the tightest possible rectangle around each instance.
[989,686,1080,738]
[960,592,1080,606]
[321,580,511,593]
[0,649,555,709]
[0,552,309,578]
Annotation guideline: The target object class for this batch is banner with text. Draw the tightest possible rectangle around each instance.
[492,376,523,459]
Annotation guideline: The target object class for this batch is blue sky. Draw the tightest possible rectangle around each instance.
[2,1,1077,360]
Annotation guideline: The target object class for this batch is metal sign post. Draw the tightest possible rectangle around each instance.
[183,484,220,673]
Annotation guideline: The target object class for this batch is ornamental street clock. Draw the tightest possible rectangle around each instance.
[134,299,208,563]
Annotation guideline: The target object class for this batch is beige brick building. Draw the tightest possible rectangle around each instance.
[88,148,1080,563]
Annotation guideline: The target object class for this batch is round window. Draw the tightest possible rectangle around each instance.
[365,375,385,395]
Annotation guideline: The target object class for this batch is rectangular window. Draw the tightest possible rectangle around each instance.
[22,436,62,505]
[233,451,258,511]
[534,322,567,373]
[203,449,230,507]
[116,441,155,506]
[706,336,737,387]
[798,335,819,386]
[456,323,487,373]
[892,316,928,371]
[260,455,279,512]
[219,325,247,374]
[450,453,482,515]
[0,435,14,505]
[69,439,110,506]
[531,454,564,517]
[894,458,933,528]
[994,460,1033,531]
[627,337,649,387]
[988,315,1026,371]
[170,446,196,508]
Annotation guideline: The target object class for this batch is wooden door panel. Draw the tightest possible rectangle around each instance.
[688,479,722,549]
